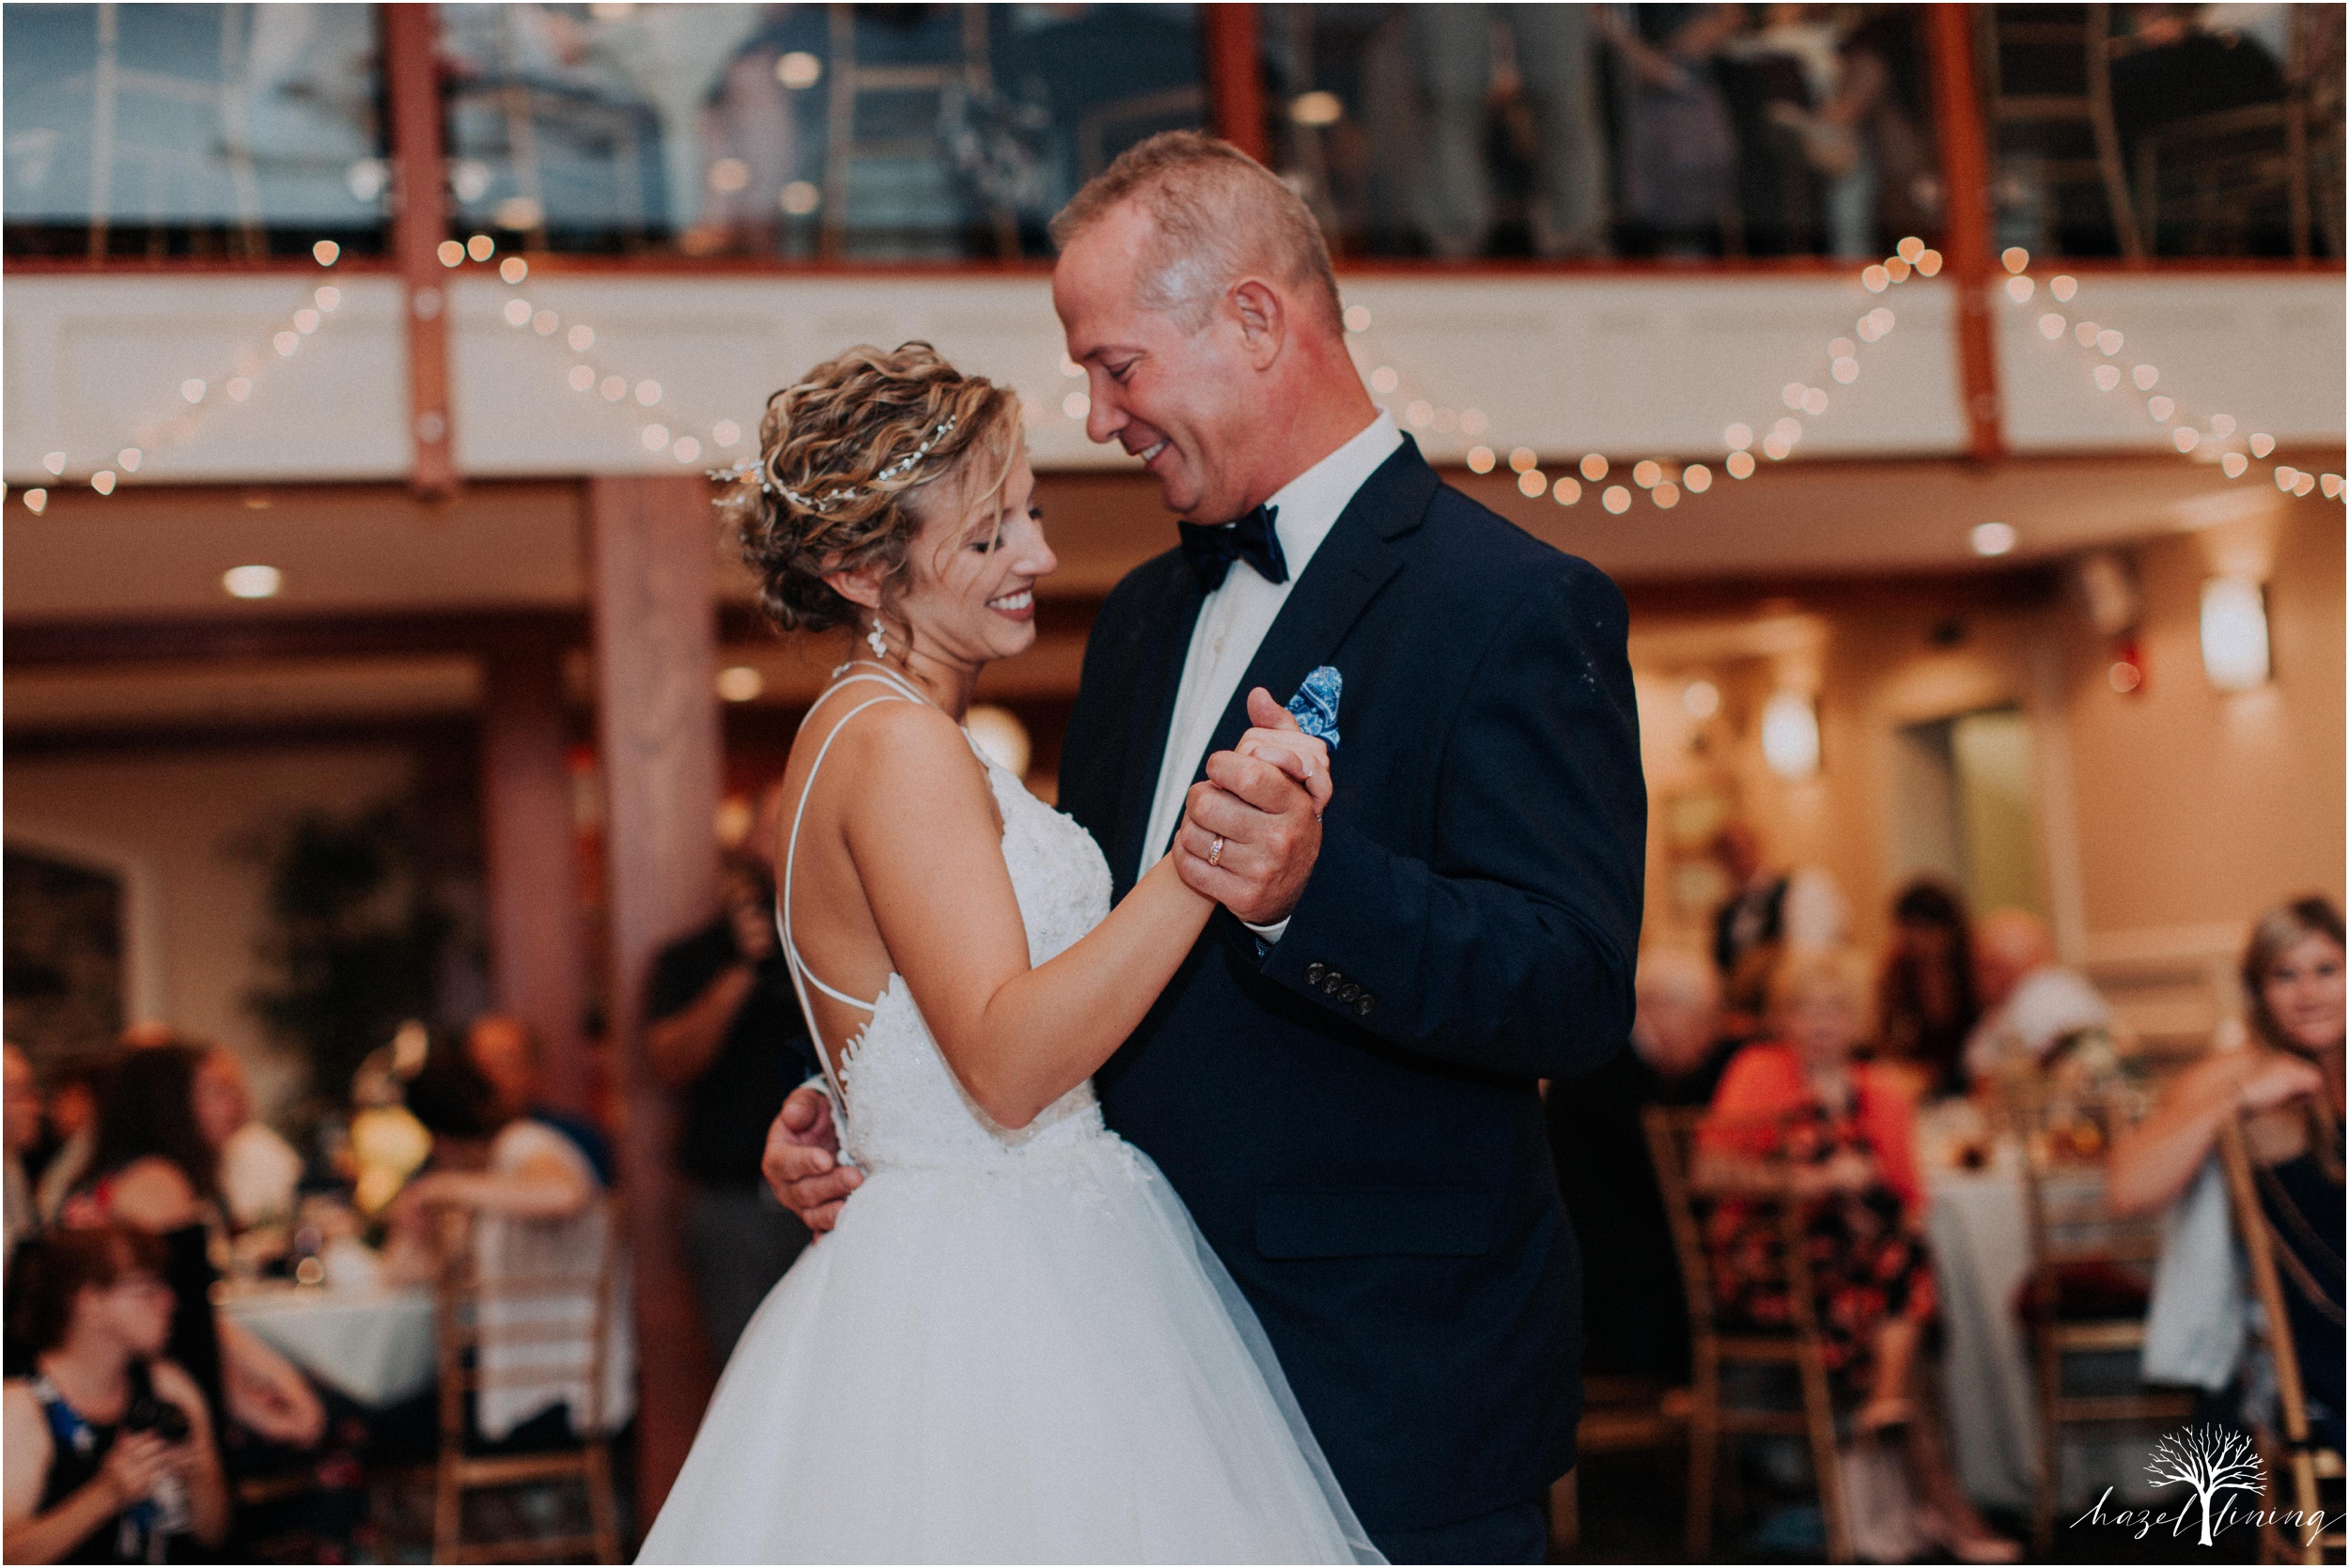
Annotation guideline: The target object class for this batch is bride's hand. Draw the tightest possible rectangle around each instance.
[1231,724,1331,818]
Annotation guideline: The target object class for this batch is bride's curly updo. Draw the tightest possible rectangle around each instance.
[729,342,1021,635]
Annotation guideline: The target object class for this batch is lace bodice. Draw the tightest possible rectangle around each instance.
[780,669,1116,1174]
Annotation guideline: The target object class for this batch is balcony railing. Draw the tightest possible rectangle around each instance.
[6,4,2340,273]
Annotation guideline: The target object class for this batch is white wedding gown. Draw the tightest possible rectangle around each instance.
[637,668,1379,1565]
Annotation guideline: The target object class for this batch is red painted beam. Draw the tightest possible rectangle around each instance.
[1927,4,2007,463]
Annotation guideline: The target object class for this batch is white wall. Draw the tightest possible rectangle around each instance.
[5,744,416,1118]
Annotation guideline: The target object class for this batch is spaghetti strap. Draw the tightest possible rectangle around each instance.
[775,664,988,1121]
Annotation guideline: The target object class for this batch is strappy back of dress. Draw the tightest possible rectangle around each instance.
[777,661,1117,1172]
[777,664,946,1113]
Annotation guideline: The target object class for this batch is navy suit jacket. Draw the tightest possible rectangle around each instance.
[1059,438,1647,1531]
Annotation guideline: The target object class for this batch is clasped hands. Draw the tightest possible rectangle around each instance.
[763,686,1330,1234]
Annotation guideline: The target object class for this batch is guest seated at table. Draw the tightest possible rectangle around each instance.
[1549,945,1744,1383]
[395,1015,635,1446]
[64,1040,325,1450]
[1962,908,2115,1083]
[204,1051,303,1235]
[2,1222,228,1562]
[2110,896,2344,1446]
[1875,879,1980,1098]
[7,1045,41,1266]
[32,1051,117,1227]
[1700,950,2018,1562]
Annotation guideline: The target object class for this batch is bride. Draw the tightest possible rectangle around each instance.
[637,344,1378,1564]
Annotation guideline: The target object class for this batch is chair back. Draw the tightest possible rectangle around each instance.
[2216,1110,2345,1565]
[431,1190,626,1448]
[1641,1104,1825,1343]
[2006,1068,2167,1317]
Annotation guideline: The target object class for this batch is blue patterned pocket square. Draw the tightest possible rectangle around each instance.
[1286,666,1342,749]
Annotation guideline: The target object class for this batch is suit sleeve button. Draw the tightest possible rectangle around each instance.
[1339,983,1361,1002]
[1355,995,1377,1017]
[1304,962,1326,985]
[1321,972,1344,995]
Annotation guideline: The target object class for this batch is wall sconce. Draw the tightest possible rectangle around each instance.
[1761,690,1821,779]
[2200,576,2272,691]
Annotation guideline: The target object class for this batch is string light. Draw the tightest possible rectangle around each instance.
[2004,262,2339,505]
[19,240,349,502]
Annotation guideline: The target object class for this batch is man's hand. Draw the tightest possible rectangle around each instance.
[1174,688,1325,925]
[762,1083,859,1234]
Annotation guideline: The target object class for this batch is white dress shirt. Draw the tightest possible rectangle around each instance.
[1137,412,1405,933]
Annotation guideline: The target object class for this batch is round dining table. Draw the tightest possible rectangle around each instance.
[221,1277,437,1409]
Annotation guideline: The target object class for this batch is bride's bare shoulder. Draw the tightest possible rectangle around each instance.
[806,696,985,804]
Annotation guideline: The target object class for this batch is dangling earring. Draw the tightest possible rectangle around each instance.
[867,617,889,660]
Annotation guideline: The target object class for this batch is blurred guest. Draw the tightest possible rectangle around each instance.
[1876,880,1980,1096]
[1596,4,1744,256]
[647,819,820,1362]
[1730,5,1927,256]
[33,1053,116,1226]
[400,1015,635,1443]
[204,1051,303,1233]
[7,1045,40,1260]
[1548,946,1740,1382]
[1700,950,2017,1561]
[1409,5,1610,258]
[65,1042,324,1449]
[2113,896,2342,1445]
[2,1223,228,1562]
[1708,821,1847,1024]
[2112,5,2292,174]
[1962,908,2112,1081]
[1710,821,1785,1011]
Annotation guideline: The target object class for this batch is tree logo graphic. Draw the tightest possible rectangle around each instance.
[2145,1425,2265,1546]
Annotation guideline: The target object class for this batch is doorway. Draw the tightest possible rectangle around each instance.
[1890,706,2046,917]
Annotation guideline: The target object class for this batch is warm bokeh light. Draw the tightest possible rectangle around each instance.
[1970,521,2016,556]
[2200,577,2271,691]
[223,564,282,598]
[1761,691,1821,779]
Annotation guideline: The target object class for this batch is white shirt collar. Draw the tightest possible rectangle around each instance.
[1252,411,1403,586]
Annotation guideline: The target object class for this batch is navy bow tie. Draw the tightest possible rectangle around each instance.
[1177,505,1287,592]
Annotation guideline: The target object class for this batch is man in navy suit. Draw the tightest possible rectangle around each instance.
[764,132,1644,1563]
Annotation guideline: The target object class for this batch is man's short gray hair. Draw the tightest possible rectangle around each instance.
[1050,131,1344,335]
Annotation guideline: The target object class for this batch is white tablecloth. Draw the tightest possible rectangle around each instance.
[1925,1146,2164,1512]
[222,1283,436,1409]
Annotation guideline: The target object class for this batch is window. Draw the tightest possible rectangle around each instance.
[1261,4,1943,262]
[4,4,390,261]
[436,3,1206,261]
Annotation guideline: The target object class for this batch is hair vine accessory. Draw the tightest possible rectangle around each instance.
[724,415,961,514]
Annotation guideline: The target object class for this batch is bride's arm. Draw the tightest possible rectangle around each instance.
[841,703,1213,1129]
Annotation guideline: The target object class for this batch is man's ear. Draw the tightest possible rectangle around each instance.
[822,567,884,613]
[1230,279,1285,370]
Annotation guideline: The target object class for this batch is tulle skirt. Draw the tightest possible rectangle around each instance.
[637,1135,1379,1564]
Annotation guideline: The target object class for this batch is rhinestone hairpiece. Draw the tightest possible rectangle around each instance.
[710,415,959,512]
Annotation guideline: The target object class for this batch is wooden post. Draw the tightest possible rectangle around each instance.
[1203,6,1269,163]
[587,474,723,1523]
[1927,3,2006,463]
[479,628,590,1110]
[383,3,459,497]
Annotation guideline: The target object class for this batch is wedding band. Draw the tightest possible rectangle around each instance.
[1208,835,1224,867]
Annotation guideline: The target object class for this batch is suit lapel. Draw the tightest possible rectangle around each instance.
[1159,441,1441,855]
[1113,561,1206,888]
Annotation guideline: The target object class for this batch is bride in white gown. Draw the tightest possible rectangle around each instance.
[637,345,1378,1564]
